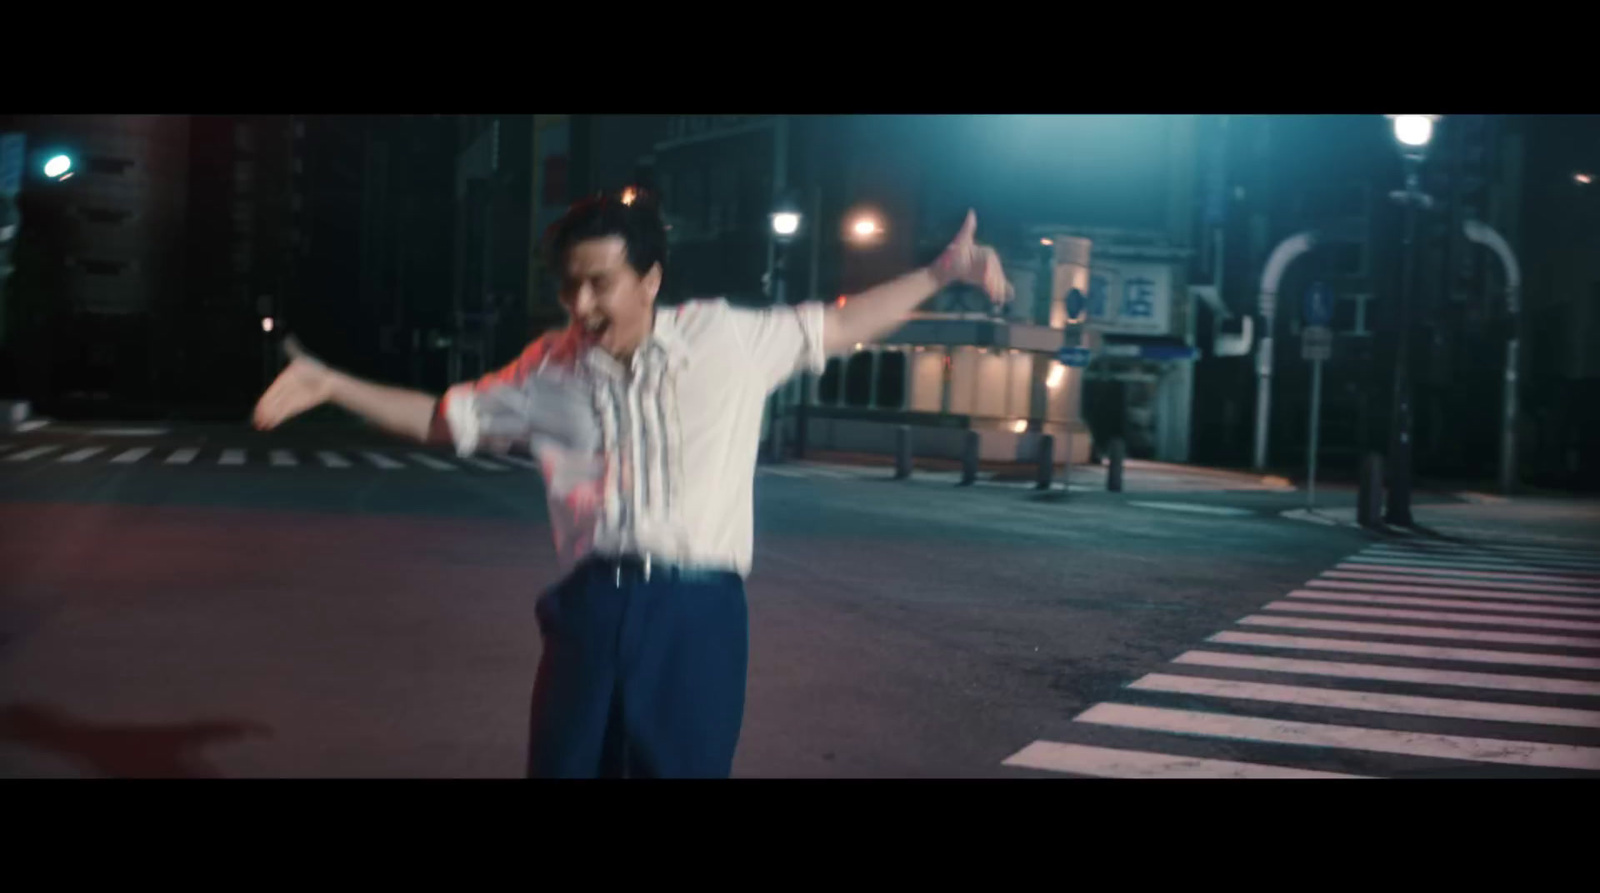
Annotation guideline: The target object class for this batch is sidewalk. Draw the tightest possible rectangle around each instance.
[1282,495,1600,548]
[793,450,1295,493]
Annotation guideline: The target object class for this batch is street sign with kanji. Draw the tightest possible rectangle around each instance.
[1304,281,1333,328]
[1058,346,1092,367]
[1302,325,1332,361]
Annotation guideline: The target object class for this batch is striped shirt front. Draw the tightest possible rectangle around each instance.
[437,298,827,578]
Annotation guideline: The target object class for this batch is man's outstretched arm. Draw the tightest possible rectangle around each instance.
[253,337,446,444]
[821,210,1007,356]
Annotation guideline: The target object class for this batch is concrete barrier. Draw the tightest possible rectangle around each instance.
[895,425,912,479]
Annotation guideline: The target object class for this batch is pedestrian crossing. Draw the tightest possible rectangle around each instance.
[0,441,533,474]
[1004,536,1600,778]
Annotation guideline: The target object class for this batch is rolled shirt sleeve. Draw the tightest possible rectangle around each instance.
[723,301,828,392]
[432,336,600,458]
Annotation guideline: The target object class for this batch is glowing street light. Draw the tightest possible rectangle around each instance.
[771,211,800,237]
[620,186,638,205]
[261,317,275,333]
[1577,173,1594,185]
[1391,115,1435,148]
[43,154,73,179]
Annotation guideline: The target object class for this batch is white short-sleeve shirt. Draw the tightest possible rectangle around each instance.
[438,298,828,578]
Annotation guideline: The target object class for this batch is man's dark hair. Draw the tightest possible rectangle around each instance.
[544,192,668,278]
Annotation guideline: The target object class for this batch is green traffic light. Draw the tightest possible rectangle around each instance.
[43,154,72,178]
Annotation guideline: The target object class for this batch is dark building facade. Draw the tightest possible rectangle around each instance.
[1,114,192,417]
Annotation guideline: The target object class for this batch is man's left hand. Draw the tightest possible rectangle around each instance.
[931,209,1010,310]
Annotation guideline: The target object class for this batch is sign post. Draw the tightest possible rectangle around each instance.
[1302,282,1334,509]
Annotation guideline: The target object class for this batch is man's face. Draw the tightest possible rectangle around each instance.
[559,235,660,359]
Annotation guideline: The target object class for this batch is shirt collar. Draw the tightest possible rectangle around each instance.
[580,304,690,378]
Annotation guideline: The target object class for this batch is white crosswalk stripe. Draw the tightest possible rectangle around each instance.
[165,447,200,465]
[6,445,59,462]
[406,452,458,471]
[361,451,404,470]
[458,456,510,471]
[1006,539,1600,778]
[316,451,351,468]
[1336,562,1600,586]
[110,447,153,464]
[58,446,106,463]
[0,439,536,473]
[1,436,553,477]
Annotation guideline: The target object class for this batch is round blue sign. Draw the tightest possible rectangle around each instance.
[1065,288,1087,322]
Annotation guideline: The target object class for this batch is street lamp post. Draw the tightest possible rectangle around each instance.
[1463,219,1522,495]
[765,192,803,461]
[1384,115,1438,527]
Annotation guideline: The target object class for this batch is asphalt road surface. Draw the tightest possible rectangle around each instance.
[2,421,1597,778]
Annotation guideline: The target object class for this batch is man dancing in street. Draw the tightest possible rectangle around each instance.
[253,194,1007,778]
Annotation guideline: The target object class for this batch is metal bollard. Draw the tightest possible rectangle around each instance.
[1358,452,1384,528]
[959,429,980,486]
[1036,434,1055,490]
[895,425,912,479]
[1107,437,1125,492]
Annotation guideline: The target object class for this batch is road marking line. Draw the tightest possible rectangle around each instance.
[1073,703,1600,771]
[1365,542,1600,561]
[1363,547,1600,571]
[495,454,540,470]
[1173,650,1600,698]
[1289,589,1600,616]
[1238,614,1600,649]
[57,446,106,463]
[1001,740,1366,779]
[1128,673,1600,729]
[269,449,298,467]
[458,456,509,471]
[1374,541,1598,560]
[407,452,458,471]
[5,445,60,461]
[1338,562,1600,585]
[16,420,49,433]
[165,448,200,465]
[219,449,246,466]
[1208,631,1600,670]
[87,427,170,436]
[110,447,153,464]
[1128,501,1254,516]
[762,467,810,478]
[1348,553,1600,577]
[1266,600,1600,633]
[1310,579,1600,602]
[1360,550,1600,572]
[316,451,351,468]
[1323,569,1600,595]
[361,451,404,470]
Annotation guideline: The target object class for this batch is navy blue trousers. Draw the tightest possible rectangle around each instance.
[526,557,748,779]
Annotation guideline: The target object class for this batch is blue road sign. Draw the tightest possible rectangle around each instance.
[1065,287,1087,322]
[0,133,26,199]
[1305,281,1334,327]
[1058,346,1092,367]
